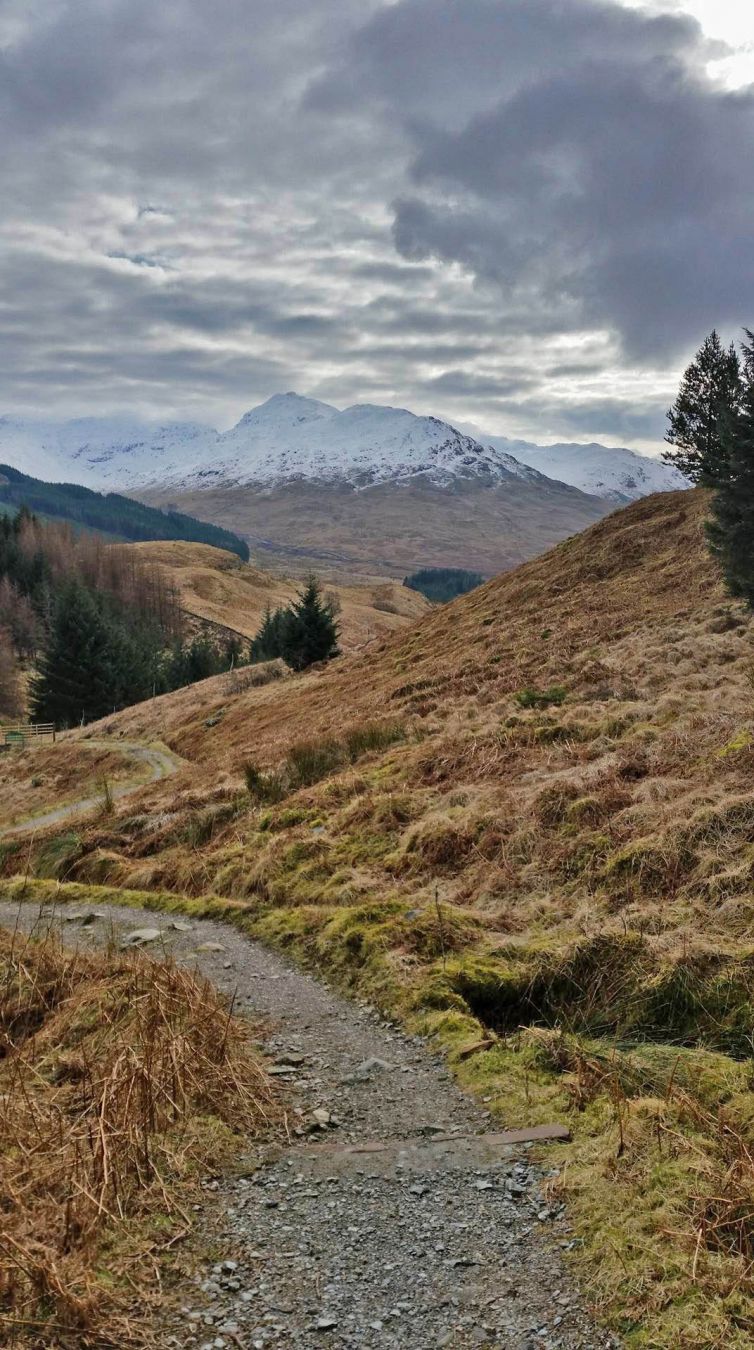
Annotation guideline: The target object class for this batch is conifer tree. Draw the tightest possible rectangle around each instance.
[706,332,754,605]
[664,330,742,484]
[30,581,120,726]
[249,604,286,663]
[280,576,340,671]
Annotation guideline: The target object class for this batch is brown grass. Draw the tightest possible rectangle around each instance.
[0,921,279,1346]
[127,539,430,649]
[9,488,754,1344]
[0,744,148,830]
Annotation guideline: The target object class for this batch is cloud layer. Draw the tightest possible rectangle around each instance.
[1,0,752,447]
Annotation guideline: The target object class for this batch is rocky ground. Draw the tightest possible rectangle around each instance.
[0,899,619,1350]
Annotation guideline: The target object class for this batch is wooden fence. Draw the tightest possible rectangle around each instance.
[2,723,56,748]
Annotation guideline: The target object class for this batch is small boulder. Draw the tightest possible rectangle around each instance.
[121,928,162,947]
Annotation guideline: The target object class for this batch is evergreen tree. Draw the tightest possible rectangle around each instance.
[280,576,340,672]
[249,580,340,671]
[185,634,221,683]
[224,633,244,669]
[706,334,754,605]
[250,604,286,663]
[664,330,742,484]
[30,581,121,726]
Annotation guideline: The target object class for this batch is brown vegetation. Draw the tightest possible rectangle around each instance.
[127,539,430,650]
[0,920,278,1346]
[8,488,754,1344]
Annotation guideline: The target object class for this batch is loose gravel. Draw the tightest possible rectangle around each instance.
[0,898,619,1350]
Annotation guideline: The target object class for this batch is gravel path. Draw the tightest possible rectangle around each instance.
[0,740,180,837]
[0,899,618,1350]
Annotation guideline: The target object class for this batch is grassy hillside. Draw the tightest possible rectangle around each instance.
[0,463,250,559]
[127,539,431,650]
[140,472,610,577]
[6,488,754,1345]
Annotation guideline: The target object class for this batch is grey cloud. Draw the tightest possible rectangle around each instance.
[426,370,537,398]
[315,0,754,360]
[521,398,669,442]
[0,0,748,449]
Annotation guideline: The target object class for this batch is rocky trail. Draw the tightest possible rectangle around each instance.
[0,898,618,1350]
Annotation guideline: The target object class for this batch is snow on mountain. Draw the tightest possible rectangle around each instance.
[0,393,687,503]
[466,428,688,503]
[0,394,550,494]
[160,394,551,492]
[0,414,212,488]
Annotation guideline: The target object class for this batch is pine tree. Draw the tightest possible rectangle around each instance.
[30,581,121,726]
[250,604,285,663]
[224,633,244,669]
[664,330,742,484]
[280,576,340,672]
[706,333,754,605]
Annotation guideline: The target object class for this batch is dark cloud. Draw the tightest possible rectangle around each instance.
[0,0,750,449]
[334,0,754,360]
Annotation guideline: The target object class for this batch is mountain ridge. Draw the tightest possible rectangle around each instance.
[0,392,685,503]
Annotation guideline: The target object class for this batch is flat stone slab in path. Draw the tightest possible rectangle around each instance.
[0,899,619,1350]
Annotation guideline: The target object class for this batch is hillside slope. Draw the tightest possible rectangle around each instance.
[142,474,610,578]
[8,488,754,1346]
[128,539,430,648]
[0,463,249,558]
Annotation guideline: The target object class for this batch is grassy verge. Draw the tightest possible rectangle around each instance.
[0,907,280,1347]
[5,878,754,1348]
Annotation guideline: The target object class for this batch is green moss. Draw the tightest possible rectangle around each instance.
[603,836,692,896]
[717,728,753,758]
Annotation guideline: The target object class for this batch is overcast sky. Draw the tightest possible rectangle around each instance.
[1,0,753,451]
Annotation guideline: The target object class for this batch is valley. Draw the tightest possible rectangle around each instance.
[0,392,685,577]
[141,474,610,578]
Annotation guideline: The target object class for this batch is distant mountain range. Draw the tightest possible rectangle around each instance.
[0,394,687,577]
[0,393,686,503]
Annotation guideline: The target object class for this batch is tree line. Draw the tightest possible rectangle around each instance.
[404,567,485,604]
[0,463,250,559]
[664,328,754,604]
[0,509,341,726]
[0,510,242,725]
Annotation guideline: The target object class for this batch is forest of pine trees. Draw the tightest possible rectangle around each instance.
[403,567,485,603]
[0,510,244,726]
[0,463,250,558]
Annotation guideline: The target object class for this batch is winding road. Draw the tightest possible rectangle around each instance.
[0,740,180,837]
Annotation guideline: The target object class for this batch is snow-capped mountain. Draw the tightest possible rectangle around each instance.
[0,414,212,489]
[157,394,554,492]
[0,393,686,504]
[464,428,687,503]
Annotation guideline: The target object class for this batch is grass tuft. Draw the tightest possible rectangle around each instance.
[0,919,279,1344]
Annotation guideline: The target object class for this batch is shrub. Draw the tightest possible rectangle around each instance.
[515,686,567,709]
[344,721,405,761]
[243,760,288,804]
[286,738,345,788]
[34,832,83,880]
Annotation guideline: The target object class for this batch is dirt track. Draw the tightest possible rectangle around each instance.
[0,740,180,837]
[0,897,617,1350]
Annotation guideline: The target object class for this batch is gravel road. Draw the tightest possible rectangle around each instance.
[0,740,179,837]
[0,898,618,1350]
